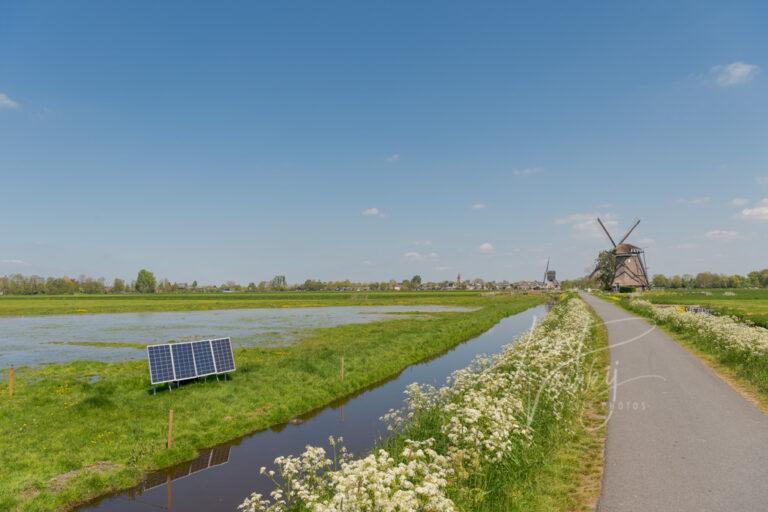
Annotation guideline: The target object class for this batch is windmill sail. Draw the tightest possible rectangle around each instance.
[597,218,617,247]
[617,218,641,246]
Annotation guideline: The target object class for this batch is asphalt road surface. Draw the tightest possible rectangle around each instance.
[580,293,768,512]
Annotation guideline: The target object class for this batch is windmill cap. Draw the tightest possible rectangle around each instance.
[615,243,642,253]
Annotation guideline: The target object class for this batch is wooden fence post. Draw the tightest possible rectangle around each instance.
[166,474,173,510]
[8,367,13,398]
[167,409,174,449]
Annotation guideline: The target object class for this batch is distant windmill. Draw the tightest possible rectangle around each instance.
[590,218,650,291]
[542,257,560,289]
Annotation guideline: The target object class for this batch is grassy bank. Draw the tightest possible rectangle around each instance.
[0,291,494,318]
[239,296,608,511]
[434,296,608,511]
[492,302,608,511]
[619,297,768,403]
[0,294,545,511]
[641,289,768,328]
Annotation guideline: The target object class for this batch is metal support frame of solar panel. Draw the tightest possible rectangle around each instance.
[147,337,235,386]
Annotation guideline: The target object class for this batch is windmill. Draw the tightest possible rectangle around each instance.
[541,257,560,289]
[590,218,650,291]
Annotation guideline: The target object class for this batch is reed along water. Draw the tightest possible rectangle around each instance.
[79,304,549,512]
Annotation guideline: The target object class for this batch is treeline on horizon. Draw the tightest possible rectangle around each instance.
[0,271,457,296]
[564,268,768,290]
[649,269,768,289]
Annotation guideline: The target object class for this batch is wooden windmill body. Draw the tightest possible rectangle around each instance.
[541,257,560,289]
[591,218,650,291]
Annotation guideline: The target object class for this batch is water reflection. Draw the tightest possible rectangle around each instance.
[140,446,231,493]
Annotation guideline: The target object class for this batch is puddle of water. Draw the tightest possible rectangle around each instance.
[78,304,548,512]
[0,306,471,368]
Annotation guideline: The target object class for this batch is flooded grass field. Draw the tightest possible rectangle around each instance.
[0,291,488,318]
[0,305,471,368]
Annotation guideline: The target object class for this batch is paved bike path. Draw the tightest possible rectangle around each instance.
[580,293,768,512]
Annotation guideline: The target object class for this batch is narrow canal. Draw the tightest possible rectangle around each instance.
[80,304,549,512]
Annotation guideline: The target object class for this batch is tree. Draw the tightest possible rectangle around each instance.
[135,269,157,293]
[411,275,422,289]
[79,276,106,294]
[270,275,287,291]
[45,276,78,295]
[652,274,670,289]
[561,276,599,290]
[191,280,198,290]
[112,278,126,293]
[595,250,617,290]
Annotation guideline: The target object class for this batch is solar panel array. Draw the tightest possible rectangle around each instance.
[147,337,236,385]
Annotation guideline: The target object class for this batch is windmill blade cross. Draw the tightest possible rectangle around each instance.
[596,218,617,247]
[618,218,641,245]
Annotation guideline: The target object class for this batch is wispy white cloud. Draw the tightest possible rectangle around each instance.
[385,154,400,163]
[740,198,768,221]
[0,259,29,265]
[360,260,375,266]
[403,251,438,262]
[711,61,759,87]
[704,229,739,241]
[555,212,618,239]
[669,243,698,250]
[729,197,749,207]
[635,238,656,247]
[476,242,494,254]
[470,203,487,210]
[0,93,19,110]
[512,167,544,177]
[675,196,710,206]
[362,207,386,218]
[434,266,452,272]
[413,240,432,247]
[756,176,768,185]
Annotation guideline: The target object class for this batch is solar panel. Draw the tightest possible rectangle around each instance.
[171,343,197,381]
[148,338,235,387]
[211,338,235,373]
[142,471,166,491]
[189,449,213,474]
[192,340,216,377]
[210,445,231,466]
[147,345,175,384]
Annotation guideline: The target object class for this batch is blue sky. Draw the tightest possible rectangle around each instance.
[1,1,767,284]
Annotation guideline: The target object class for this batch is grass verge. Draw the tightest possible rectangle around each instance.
[617,297,768,410]
[0,294,545,512]
[507,302,608,511]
